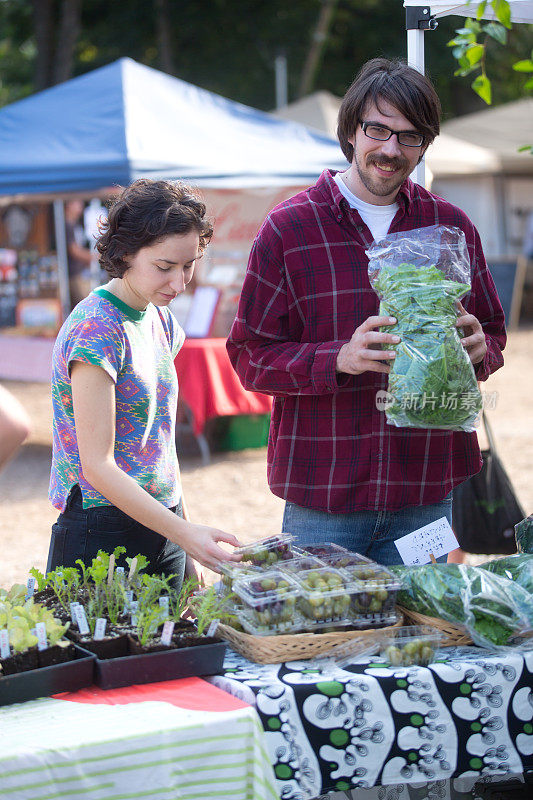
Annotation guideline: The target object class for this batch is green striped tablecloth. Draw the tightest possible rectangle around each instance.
[0,678,279,800]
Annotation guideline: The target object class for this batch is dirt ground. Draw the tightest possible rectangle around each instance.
[0,327,531,590]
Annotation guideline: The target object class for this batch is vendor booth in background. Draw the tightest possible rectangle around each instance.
[0,57,344,351]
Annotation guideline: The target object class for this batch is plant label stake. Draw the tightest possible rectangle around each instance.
[107,554,115,586]
[124,590,133,613]
[75,605,90,636]
[25,576,36,601]
[94,618,107,641]
[130,601,139,626]
[128,557,138,581]
[0,629,10,659]
[35,622,48,651]
[116,566,125,583]
[70,602,80,627]
[207,619,220,637]
[160,620,175,646]
[158,596,169,618]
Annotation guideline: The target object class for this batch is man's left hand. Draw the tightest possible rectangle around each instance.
[455,301,487,365]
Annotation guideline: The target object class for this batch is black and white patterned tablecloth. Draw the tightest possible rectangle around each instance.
[211,647,533,800]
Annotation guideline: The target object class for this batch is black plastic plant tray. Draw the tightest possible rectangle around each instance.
[76,639,228,690]
[0,647,96,707]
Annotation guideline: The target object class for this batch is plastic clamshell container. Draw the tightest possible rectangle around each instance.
[292,566,354,629]
[232,569,302,635]
[342,564,402,628]
[299,542,350,560]
[233,534,296,567]
[374,625,445,667]
[318,636,380,669]
[219,562,262,597]
[321,552,376,570]
[278,555,326,575]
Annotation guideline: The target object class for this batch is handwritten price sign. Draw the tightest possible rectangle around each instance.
[394,517,459,565]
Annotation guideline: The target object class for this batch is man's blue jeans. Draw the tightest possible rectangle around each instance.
[282,494,453,566]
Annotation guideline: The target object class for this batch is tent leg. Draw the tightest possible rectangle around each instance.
[53,200,71,321]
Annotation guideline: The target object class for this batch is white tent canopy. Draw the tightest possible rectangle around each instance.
[408,0,533,23]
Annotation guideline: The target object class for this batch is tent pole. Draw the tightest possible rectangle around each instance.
[53,200,71,320]
[405,6,438,188]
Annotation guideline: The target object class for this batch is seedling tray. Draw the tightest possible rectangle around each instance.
[76,638,227,690]
[0,645,95,706]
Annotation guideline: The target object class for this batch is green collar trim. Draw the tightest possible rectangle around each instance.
[93,287,147,321]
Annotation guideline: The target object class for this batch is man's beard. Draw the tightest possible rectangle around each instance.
[354,150,410,198]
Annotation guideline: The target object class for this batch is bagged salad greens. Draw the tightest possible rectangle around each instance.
[367,225,482,432]
[389,563,533,649]
[480,554,533,594]
[515,515,533,554]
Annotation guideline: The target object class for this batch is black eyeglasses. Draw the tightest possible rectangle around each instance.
[360,121,425,148]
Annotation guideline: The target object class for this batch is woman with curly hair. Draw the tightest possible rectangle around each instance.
[47,180,241,590]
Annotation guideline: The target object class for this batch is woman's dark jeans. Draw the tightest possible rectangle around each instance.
[47,486,186,592]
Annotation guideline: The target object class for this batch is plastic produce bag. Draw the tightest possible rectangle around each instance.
[367,225,482,432]
[515,515,533,553]
[481,554,533,594]
[390,563,533,649]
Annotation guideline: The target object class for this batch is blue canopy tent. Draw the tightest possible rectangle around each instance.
[0,57,345,314]
[0,57,345,195]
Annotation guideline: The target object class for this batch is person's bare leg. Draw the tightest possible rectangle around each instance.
[447,547,467,563]
[0,385,31,473]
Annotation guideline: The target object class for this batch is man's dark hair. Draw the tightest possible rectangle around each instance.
[96,179,213,278]
[337,58,441,163]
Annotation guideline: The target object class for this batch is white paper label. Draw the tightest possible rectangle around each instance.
[75,604,90,635]
[124,590,133,613]
[35,622,48,651]
[70,602,80,626]
[207,619,220,638]
[130,601,139,626]
[25,576,36,601]
[160,620,175,646]
[394,516,459,565]
[0,629,10,658]
[116,566,125,582]
[158,596,169,618]
[94,618,107,641]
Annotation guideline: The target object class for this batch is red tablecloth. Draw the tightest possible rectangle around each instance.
[174,338,272,435]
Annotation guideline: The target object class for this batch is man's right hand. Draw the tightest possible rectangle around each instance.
[336,316,400,375]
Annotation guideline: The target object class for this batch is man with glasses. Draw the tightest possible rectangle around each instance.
[227,58,505,564]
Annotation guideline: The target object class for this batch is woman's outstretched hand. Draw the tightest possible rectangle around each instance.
[179,523,242,573]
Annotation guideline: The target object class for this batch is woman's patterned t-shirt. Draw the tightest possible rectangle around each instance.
[49,288,185,511]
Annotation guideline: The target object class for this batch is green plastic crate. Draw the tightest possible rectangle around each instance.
[218,414,270,451]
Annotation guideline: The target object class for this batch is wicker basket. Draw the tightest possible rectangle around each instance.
[218,617,404,664]
[397,606,473,646]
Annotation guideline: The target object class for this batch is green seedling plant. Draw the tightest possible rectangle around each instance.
[168,576,199,622]
[29,567,49,593]
[135,602,167,647]
[47,568,81,613]
[136,573,177,608]
[126,554,150,591]
[190,586,238,636]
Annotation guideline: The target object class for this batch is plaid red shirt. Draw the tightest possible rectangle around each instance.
[227,170,506,512]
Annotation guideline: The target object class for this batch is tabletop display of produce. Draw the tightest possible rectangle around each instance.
[0,547,230,703]
[1,516,531,704]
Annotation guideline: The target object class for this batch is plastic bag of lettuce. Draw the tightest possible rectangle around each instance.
[367,225,482,432]
[480,554,533,594]
[389,563,533,649]
[515,515,533,553]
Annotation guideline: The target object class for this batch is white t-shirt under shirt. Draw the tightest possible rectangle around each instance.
[334,171,398,243]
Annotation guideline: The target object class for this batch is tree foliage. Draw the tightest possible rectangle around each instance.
[0,0,530,119]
